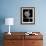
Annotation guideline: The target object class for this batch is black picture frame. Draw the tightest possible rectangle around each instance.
[21,7,35,24]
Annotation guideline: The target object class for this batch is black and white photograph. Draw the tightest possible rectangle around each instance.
[21,7,35,24]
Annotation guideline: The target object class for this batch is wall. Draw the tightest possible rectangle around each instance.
[0,0,46,32]
[0,0,46,46]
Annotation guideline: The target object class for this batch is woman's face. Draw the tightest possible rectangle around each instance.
[24,11,30,17]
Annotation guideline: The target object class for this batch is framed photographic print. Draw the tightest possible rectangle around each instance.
[21,7,35,24]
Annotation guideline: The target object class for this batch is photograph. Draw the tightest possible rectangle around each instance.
[21,7,35,24]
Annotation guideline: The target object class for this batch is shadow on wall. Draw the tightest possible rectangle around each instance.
[0,16,5,46]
